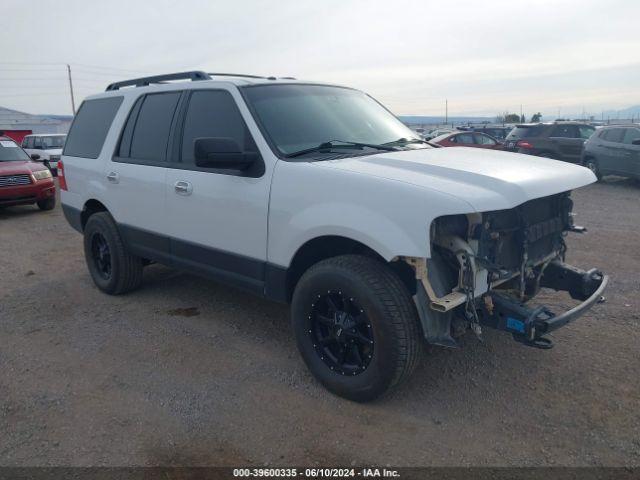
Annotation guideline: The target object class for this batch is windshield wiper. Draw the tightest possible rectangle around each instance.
[285,140,397,158]
[382,137,428,146]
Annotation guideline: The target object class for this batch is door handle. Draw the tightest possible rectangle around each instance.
[174,180,193,196]
[106,171,119,184]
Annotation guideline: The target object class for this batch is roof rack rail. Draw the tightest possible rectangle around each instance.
[207,72,267,79]
[105,71,211,91]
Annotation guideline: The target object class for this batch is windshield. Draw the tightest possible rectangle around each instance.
[0,139,31,162]
[40,135,66,149]
[242,84,422,157]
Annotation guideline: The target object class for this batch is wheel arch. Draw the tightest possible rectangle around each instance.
[81,199,109,231]
[281,235,416,303]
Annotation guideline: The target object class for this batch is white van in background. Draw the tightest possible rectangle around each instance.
[22,134,67,175]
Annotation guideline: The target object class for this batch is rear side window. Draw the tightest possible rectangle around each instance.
[507,126,542,139]
[128,92,181,161]
[180,90,256,163]
[64,97,123,159]
[551,125,578,138]
[602,128,625,143]
[456,133,474,144]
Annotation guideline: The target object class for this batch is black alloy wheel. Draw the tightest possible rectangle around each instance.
[90,232,112,280]
[309,291,374,376]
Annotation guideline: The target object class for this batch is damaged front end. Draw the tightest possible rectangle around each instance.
[404,191,608,349]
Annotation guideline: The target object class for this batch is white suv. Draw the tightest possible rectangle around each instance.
[59,71,607,401]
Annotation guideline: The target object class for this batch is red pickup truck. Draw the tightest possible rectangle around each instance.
[0,136,56,210]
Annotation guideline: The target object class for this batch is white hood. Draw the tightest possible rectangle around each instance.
[313,147,596,212]
[42,148,63,155]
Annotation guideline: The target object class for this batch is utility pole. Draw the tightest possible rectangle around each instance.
[67,64,76,115]
[445,99,448,126]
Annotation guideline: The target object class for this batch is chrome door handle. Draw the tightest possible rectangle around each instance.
[174,180,193,195]
[106,171,119,184]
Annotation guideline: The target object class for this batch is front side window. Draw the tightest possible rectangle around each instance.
[64,96,124,159]
[0,139,31,162]
[475,133,496,145]
[41,135,66,149]
[180,90,256,164]
[578,125,595,139]
[242,84,421,157]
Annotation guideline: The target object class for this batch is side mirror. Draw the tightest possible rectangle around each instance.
[632,139,640,146]
[194,137,258,170]
[30,153,41,161]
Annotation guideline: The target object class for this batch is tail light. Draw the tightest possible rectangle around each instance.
[516,140,534,149]
[57,160,68,191]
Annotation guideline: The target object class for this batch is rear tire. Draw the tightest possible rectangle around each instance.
[83,212,143,295]
[584,157,602,180]
[291,255,422,402]
[37,197,56,211]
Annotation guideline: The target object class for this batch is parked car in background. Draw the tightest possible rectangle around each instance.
[459,125,512,141]
[0,136,56,210]
[22,134,67,175]
[504,122,596,163]
[432,131,503,150]
[423,127,457,140]
[582,125,640,180]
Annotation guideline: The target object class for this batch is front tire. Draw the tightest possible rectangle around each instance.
[37,197,56,211]
[584,157,602,180]
[83,212,143,295]
[291,255,422,402]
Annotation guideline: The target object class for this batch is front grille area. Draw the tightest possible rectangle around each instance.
[477,193,571,271]
[0,195,37,205]
[0,174,32,188]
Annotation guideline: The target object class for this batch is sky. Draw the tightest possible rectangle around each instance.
[1,0,639,118]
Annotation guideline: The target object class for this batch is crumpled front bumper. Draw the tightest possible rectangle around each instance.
[479,261,608,348]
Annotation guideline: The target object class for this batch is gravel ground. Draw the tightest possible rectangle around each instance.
[1,177,639,467]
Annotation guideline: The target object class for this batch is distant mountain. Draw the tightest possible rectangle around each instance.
[599,105,640,120]
[398,115,492,125]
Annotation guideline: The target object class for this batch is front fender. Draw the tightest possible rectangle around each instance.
[267,160,476,267]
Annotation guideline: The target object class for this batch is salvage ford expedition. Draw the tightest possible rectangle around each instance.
[60,71,608,401]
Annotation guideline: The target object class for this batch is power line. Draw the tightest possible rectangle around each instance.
[0,61,63,66]
[72,63,150,74]
[0,92,66,98]
[0,61,149,76]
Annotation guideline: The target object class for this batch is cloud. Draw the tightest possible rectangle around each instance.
[0,0,638,117]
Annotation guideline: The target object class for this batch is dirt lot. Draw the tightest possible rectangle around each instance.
[1,177,639,467]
